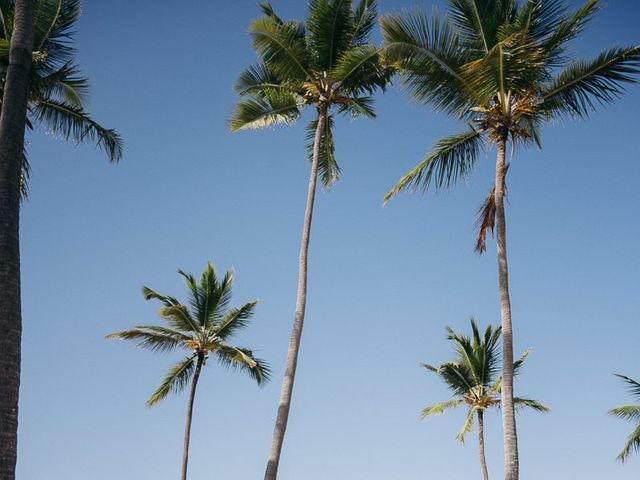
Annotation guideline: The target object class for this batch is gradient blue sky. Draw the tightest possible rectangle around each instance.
[17,1,640,479]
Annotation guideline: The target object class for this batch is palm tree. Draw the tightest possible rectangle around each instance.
[0,0,123,196]
[608,374,640,463]
[380,2,639,478]
[421,319,548,480]
[106,263,271,480]
[230,2,390,478]
[0,1,35,477]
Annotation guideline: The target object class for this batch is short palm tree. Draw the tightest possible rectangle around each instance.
[608,374,640,463]
[106,263,270,480]
[422,319,548,480]
[381,2,639,478]
[0,0,123,196]
[230,2,390,478]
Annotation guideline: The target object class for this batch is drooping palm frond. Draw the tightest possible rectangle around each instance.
[215,345,271,385]
[513,397,549,412]
[609,376,640,463]
[384,128,483,203]
[234,63,291,97]
[615,375,640,401]
[456,407,477,443]
[306,115,338,188]
[146,356,196,406]
[616,425,640,464]
[30,98,123,162]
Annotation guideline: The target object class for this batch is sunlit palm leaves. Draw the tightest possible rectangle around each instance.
[382,0,640,233]
[0,0,123,197]
[106,263,270,406]
[609,374,640,463]
[230,0,392,189]
[421,319,547,443]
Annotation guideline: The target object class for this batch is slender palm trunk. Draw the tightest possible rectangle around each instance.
[181,353,204,480]
[477,410,489,480]
[494,133,518,480]
[0,2,34,479]
[264,106,326,480]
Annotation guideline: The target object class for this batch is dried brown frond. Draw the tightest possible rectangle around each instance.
[474,185,497,254]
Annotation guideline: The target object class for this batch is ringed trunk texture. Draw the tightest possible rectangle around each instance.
[494,133,518,480]
[181,354,203,480]
[264,108,326,480]
[477,410,489,480]
[0,1,35,478]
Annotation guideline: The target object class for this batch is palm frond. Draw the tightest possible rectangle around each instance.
[616,424,640,464]
[146,356,196,406]
[351,0,377,45]
[215,300,259,340]
[538,46,640,119]
[306,0,354,72]
[614,374,640,401]
[608,405,640,423]
[234,63,293,97]
[384,128,483,203]
[332,44,390,96]
[420,399,462,419]
[105,327,188,354]
[229,90,302,131]
[249,15,310,83]
[306,115,339,189]
[513,397,549,413]
[158,304,200,334]
[30,98,123,162]
[455,407,476,443]
[381,9,470,114]
[142,287,181,308]
[30,62,88,108]
[215,345,271,385]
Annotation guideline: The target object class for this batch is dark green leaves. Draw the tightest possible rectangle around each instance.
[306,115,339,188]
[229,91,302,131]
[306,0,354,71]
[609,375,640,462]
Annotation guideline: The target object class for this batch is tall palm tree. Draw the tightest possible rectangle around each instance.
[381,2,639,478]
[608,374,640,463]
[0,1,34,477]
[421,319,548,480]
[107,263,270,480]
[230,2,390,478]
[0,0,123,196]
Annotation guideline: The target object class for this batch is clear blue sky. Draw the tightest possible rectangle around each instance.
[17,1,640,479]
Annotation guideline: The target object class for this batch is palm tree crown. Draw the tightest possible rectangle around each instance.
[230,0,391,187]
[609,374,640,463]
[422,319,548,442]
[0,0,123,196]
[382,0,639,244]
[107,263,270,406]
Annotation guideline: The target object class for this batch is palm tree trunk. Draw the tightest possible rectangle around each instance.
[181,354,203,480]
[264,106,326,480]
[494,133,518,480]
[477,410,489,480]
[0,2,35,479]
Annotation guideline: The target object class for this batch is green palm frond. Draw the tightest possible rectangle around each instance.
[449,0,516,54]
[336,95,376,118]
[384,128,483,203]
[513,348,530,376]
[215,301,259,340]
[616,424,640,463]
[420,399,463,419]
[141,287,181,308]
[158,304,200,334]
[250,15,310,82]
[306,0,354,72]
[105,327,188,354]
[456,407,476,443]
[608,405,640,423]
[229,91,302,131]
[513,397,549,413]
[332,44,390,96]
[538,46,640,119]
[147,356,196,406]
[351,0,377,45]
[381,9,469,114]
[30,62,88,107]
[614,374,640,402]
[234,63,291,97]
[215,345,271,385]
[306,115,339,188]
[30,98,123,162]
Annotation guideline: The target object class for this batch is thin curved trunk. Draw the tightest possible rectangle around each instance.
[264,107,326,480]
[477,410,489,480]
[0,1,35,479]
[494,133,518,480]
[181,354,203,480]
